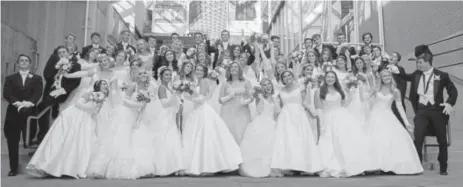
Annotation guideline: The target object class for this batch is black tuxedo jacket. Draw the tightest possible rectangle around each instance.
[116,42,136,54]
[3,72,43,125]
[42,57,82,103]
[398,68,458,112]
[81,45,106,59]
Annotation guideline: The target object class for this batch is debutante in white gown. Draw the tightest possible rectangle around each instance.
[183,86,242,175]
[318,92,372,177]
[27,98,99,178]
[240,96,277,177]
[209,67,226,114]
[87,90,155,179]
[271,88,322,173]
[151,88,185,176]
[367,92,423,174]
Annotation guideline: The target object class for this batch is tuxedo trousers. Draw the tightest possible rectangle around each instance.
[413,105,449,171]
[3,105,35,171]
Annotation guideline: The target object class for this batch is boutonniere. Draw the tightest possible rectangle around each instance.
[27,74,33,78]
[433,75,440,81]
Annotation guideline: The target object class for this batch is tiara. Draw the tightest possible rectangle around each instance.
[157,66,169,78]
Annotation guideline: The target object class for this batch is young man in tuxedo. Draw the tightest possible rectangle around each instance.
[3,54,43,176]
[116,30,136,54]
[81,32,106,58]
[395,45,458,175]
[34,46,82,145]
[383,52,407,127]
[312,33,336,59]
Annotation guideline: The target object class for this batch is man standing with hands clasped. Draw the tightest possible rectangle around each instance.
[391,45,458,175]
[3,54,43,176]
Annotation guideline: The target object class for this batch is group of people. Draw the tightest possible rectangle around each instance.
[3,29,458,179]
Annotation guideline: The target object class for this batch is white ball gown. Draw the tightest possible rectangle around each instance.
[150,88,185,176]
[270,87,322,174]
[86,90,156,179]
[367,92,423,174]
[183,86,242,175]
[209,67,226,114]
[26,98,99,178]
[240,96,277,177]
[318,92,373,177]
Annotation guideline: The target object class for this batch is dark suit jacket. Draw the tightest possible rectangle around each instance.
[398,68,458,113]
[81,45,106,59]
[42,57,82,103]
[116,42,136,54]
[3,72,43,127]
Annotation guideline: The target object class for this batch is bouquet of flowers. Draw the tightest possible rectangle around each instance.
[55,58,72,72]
[208,69,219,81]
[345,74,359,90]
[321,61,334,72]
[89,91,106,103]
[136,90,151,103]
[314,73,325,87]
[172,80,195,95]
[303,76,316,89]
[356,73,368,83]
[251,86,264,99]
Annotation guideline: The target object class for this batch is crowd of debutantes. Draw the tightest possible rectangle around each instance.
[3,30,458,178]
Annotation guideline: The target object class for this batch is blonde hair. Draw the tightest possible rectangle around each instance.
[372,68,397,97]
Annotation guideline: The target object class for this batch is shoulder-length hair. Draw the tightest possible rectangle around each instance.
[319,71,345,100]
[196,51,211,67]
[306,50,320,67]
[231,45,243,61]
[161,49,179,72]
[93,80,109,96]
[274,62,287,82]
[179,61,195,81]
[373,68,397,97]
[225,61,245,82]
[352,57,367,75]
[300,63,314,78]
[195,63,209,79]
[320,48,333,63]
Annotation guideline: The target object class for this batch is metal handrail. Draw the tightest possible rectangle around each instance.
[428,32,463,47]
[26,106,52,147]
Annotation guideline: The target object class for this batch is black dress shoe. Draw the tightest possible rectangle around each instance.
[8,171,17,176]
[440,171,448,175]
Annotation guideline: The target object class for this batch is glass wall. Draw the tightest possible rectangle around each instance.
[267,0,384,55]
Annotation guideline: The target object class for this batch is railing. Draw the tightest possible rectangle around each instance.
[25,105,52,148]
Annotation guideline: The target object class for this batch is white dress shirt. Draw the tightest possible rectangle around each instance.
[19,70,30,86]
[122,42,128,50]
[418,67,435,105]
[92,44,100,49]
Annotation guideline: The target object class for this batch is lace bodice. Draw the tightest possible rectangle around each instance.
[280,88,302,105]
[373,92,394,109]
[323,92,343,111]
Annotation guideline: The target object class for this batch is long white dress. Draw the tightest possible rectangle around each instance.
[367,92,423,174]
[27,98,98,178]
[209,67,226,114]
[183,86,242,175]
[86,90,156,179]
[150,88,185,176]
[270,88,322,173]
[318,92,373,177]
[240,96,277,177]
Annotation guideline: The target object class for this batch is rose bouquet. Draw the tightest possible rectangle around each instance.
[251,86,264,99]
[208,69,219,81]
[172,80,195,95]
[136,90,151,103]
[89,91,106,103]
[345,74,359,90]
[321,61,334,72]
[303,76,317,89]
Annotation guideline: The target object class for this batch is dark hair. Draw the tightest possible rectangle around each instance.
[195,63,208,78]
[304,38,313,43]
[159,67,172,82]
[231,45,243,61]
[93,80,109,96]
[56,45,68,53]
[194,32,203,38]
[319,71,345,100]
[91,32,101,38]
[129,58,142,67]
[337,32,345,37]
[271,36,280,41]
[312,34,321,39]
[280,70,294,85]
[417,53,433,65]
[372,45,382,52]
[393,52,402,62]
[17,54,31,63]
[162,49,179,72]
[221,30,230,36]
[362,32,373,42]
[65,33,76,40]
[120,30,130,35]
[336,54,348,70]
[147,35,156,40]
[352,57,367,75]
[171,33,179,37]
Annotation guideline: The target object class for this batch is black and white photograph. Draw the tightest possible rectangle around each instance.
[1,0,462,187]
